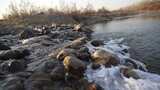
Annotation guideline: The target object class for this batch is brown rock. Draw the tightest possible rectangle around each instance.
[65,37,88,49]
[63,55,86,79]
[120,66,140,79]
[56,49,76,61]
[91,49,119,67]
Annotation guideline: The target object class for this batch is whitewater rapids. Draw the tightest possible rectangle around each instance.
[85,38,160,90]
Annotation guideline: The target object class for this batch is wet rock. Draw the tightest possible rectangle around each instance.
[2,76,24,90]
[76,46,90,61]
[88,83,103,90]
[63,55,86,79]
[91,40,104,47]
[50,64,65,81]
[56,49,76,61]
[74,24,81,31]
[24,72,54,90]
[21,35,51,44]
[15,72,32,79]
[0,60,27,73]
[120,66,140,79]
[0,49,30,60]
[76,52,90,61]
[41,60,59,73]
[0,43,11,50]
[78,46,89,53]
[91,49,120,67]
[65,37,88,49]
[19,29,40,40]
[91,63,101,70]
[63,87,74,90]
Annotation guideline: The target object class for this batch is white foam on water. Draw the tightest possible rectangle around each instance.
[85,38,160,90]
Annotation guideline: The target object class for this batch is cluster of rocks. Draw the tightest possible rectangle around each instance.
[0,24,142,90]
[0,24,102,90]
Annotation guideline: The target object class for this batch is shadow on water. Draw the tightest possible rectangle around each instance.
[92,15,160,74]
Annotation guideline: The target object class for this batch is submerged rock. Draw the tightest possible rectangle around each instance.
[91,49,120,67]
[63,55,86,79]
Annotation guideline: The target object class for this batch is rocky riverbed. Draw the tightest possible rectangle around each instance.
[0,24,160,90]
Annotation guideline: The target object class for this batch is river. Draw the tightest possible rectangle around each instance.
[92,14,160,74]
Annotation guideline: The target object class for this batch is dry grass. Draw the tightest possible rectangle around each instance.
[124,0,160,12]
[2,0,110,25]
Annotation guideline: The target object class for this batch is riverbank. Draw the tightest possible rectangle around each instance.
[0,23,160,90]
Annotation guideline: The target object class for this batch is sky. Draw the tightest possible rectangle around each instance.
[0,0,142,18]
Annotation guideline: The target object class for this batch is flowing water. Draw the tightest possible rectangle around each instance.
[84,14,160,90]
[92,14,160,74]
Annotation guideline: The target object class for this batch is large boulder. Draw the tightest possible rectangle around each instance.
[63,55,86,79]
[0,49,30,60]
[91,49,120,67]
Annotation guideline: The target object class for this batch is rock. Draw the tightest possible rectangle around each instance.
[56,49,76,61]
[91,49,120,67]
[24,72,54,90]
[48,48,62,59]
[63,87,74,90]
[0,60,27,73]
[88,83,103,90]
[91,40,104,47]
[0,43,11,50]
[91,63,101,70]
[65,37,88,49]
[50,64,65,81]
[76,52,90,61]
[78,46,89,53]
[19,29,40,40]
[74,24,81,31]
[15,72,32,79]
[63,55,86,79]
[42,60,59,73]
[21,35,51,44]
[0,49,30,60]
[2,76,24,90]
[76,46,90,61]
[120,66,140,79]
